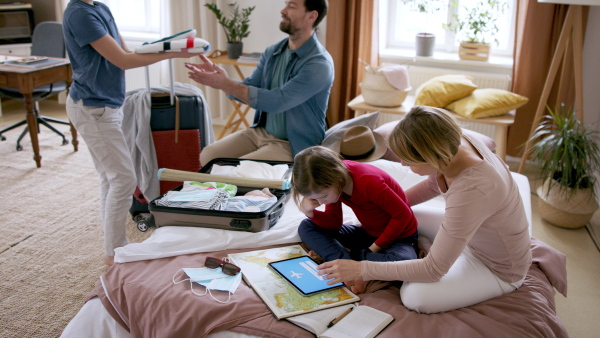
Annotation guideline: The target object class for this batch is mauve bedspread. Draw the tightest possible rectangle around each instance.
[89,237,567,338]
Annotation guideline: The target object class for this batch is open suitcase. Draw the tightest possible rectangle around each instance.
[145,158,293,233]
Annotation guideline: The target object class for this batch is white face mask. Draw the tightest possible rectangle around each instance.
[173,267,242,303]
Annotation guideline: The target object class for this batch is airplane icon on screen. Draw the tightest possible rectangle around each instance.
[290,271,303,278]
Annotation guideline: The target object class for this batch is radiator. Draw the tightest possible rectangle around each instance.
[376,66,512,140]
[125,63,162,92]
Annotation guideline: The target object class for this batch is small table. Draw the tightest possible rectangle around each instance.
[0,56,76,167]
[347,94,515,161]
[207,50,258,140]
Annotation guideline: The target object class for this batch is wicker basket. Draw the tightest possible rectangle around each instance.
[536,180,599,229]
[360,68,409,107]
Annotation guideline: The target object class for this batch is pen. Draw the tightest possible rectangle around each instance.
[327,307,353,328]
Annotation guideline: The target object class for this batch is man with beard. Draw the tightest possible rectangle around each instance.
[186,0,333,166]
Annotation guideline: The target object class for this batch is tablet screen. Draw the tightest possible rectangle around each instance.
[268,256,344,296]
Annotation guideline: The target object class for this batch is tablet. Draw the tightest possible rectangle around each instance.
[268,255,344,296]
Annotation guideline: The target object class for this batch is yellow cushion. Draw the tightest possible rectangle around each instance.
[414,74,478,107]
[446,88,529,119]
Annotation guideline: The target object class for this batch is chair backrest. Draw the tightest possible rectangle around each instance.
[30,21,65,58]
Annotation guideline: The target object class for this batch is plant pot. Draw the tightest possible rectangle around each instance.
[458,42,490,61]
[415,33,435,57]
[537,179,599,229]
[226,42,243,59]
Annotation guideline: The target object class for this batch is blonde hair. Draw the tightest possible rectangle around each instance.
[291,146,348,206]
[388,106,462,171]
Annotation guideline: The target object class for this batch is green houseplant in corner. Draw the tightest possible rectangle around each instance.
[205,2,256,59]
[527,105,600,229]
[443,0,507,61]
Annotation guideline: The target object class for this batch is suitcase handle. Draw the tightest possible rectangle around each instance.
[150,93,180,143]
[268,200,285,220]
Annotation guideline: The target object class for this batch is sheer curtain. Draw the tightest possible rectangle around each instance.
[508,0,589,157]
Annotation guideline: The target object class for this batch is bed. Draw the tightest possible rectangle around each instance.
[60,159,568,338]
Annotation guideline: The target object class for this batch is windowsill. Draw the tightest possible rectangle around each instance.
[380,48,513,75]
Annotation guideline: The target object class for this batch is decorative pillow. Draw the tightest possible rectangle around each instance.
[446,88,529,119]
[374,121,496,162]
[414,74,478,107]
[322,111,379,148]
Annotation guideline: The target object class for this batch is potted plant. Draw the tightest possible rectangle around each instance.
[401,0,445,57]
[526,105,600,229]
[443,0,507,61]
[205,2,256,59]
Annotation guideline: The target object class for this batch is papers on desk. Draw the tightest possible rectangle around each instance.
[2,57,65,69]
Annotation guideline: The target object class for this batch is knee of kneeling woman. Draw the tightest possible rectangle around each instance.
[400,283,442,314]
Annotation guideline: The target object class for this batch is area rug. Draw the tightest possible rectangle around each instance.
[0,127,153,337]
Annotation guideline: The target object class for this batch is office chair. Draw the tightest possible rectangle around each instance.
[0,21,70,151]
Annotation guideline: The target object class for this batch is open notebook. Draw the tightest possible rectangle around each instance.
[286,303,394,338]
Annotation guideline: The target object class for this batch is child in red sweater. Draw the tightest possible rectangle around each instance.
[292,145,418,293]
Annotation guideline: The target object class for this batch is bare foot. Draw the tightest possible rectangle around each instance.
[345,277,367,294]
[103,255,114,266]
[307,250,324,264]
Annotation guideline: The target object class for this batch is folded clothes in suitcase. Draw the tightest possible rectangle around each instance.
[148,158,293,233]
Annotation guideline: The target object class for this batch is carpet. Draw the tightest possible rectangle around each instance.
[0,127,154,337]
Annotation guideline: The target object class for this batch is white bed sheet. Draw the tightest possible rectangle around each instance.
[60,159,532,338]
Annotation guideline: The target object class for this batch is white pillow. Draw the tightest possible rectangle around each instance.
[321,112,379,148]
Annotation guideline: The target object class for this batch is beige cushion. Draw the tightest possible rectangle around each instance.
[374,121,496,163]
[446,88,529,119]
[414,74,478,107]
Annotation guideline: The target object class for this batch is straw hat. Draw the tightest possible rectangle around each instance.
[330,125,387,162]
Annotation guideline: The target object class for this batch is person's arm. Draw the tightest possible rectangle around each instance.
[246,57,333,113]
[90,34,201,70]
[309,201,344,230]
[404,175,440,206]
[185,55,250,103]
[319,186,491,285]
[364,179,416,250]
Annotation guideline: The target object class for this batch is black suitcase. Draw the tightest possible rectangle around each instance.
[145,158,293,233]
[129,93,206,226]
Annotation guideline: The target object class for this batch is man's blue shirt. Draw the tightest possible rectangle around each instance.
[229,33,334,156]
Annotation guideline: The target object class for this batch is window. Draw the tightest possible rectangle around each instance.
[100,0,160,38]
[381,0,516,58]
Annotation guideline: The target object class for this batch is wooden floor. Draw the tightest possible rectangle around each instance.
[1,97,599,337]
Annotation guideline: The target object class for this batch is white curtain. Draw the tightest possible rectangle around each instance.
[167,0,236,124]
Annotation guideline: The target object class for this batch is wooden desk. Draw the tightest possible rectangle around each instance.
[0,57,76,167]
[207,50,257,140]
[348,94,515,161]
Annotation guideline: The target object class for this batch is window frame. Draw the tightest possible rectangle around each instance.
[380,0,516,71]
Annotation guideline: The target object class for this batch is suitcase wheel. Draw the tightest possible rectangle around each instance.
[137,220,149,232]
[137,214,155,232]
[133,214,146,222]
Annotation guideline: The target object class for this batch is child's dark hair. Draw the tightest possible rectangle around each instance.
[291,146,348,206]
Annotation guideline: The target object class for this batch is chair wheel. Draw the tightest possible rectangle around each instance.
[62,139,69,145]
[0,135,5,141]
[16,145,23,151]
[137,220,149,232]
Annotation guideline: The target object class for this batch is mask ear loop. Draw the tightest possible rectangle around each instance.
[207,288,232,304]
[172,268,208,297]
[172,268,189,285]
